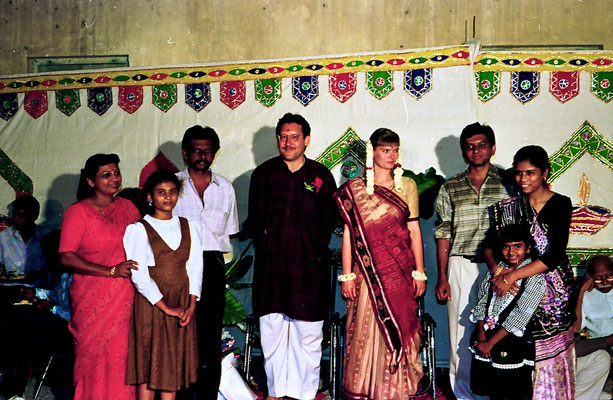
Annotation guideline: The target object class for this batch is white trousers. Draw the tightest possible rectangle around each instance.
[259,313,324,399]
[447,256,487,400]
[575,349,611,400]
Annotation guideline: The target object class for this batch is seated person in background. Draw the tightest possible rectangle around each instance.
[0,195,48,285]
[0,263,72,398]
[574,255,613,400]
[470,224,546,400]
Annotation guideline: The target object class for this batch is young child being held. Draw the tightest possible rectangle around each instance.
[123,169,203,400]
[470,224,546,400]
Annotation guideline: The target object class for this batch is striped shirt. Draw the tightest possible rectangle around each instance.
[174,168,239,253]
[434,165,513,257]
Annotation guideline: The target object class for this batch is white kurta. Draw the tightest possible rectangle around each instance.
[123,214,203,305]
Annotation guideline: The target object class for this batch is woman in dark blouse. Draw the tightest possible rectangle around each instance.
[487,145,575,400]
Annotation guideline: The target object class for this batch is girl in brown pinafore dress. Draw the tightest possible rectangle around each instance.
[123,170,203,400]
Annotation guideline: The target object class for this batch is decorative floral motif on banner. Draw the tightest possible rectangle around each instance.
[550,71,579,103]
[152,84,177,112]
[315,127,366,169]
[548,121,613,182]
[329,73,357,103]
[366,71,394,100]
[570,173,612,236]
[475,71,500,102]
[220,81,246,110]
[255,78,282,108]
[24,91,48,119]
[185,83,211,112]
[474,52,613,72]
[0,147,33,195]
[118,86,143,114]
[591,72,613,103]
[292,76,319,106]
[510,71,540,104]
[404,69,432,100]
[55,89,80,116]
[88,87,113,116]
[0,93,18,121]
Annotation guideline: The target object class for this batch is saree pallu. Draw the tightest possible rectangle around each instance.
[493,196,575,399]
[335,179,423,399]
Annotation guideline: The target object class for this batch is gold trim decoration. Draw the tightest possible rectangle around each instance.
[0,46,471,94]
[568,248,613,268]
[548,121,613,182]
[474,51,613,72]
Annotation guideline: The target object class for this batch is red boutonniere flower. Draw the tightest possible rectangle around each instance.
[313,177,323,193]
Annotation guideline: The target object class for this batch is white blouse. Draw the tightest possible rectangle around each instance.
[123,214,203,305]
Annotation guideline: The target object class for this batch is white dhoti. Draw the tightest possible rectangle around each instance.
[259,313,323,400]
[447,256,487,400]
[575,349,611,400]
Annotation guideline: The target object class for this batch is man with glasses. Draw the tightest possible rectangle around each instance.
[175,125,239,399]
[246,113,337,400]
[574,255,613,400]
[434,122,514,399]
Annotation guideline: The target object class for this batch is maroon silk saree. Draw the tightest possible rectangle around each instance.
[335,178,423,399]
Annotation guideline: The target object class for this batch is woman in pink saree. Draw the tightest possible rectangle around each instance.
[59,154,141,399]
[334,128,426,399]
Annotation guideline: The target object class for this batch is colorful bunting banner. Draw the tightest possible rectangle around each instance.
[24,91,48,119]
[329,72,357,103]
[475,71,500,102]
[511,71,540,104]
[0,93,18,121]
[88,87,113,116]
[591,72,613,103]
[550,71,579,103]
[118,86,143,114]
[185,83,210,112]
[152,84,177,112]
[255,78,282,108]
[220,81,246,110]
[292,76,319,106]
[366,71,394,100]
[404,69,432,100]
[55,89,80,116]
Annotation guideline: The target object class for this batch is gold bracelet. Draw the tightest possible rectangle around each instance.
[108,266,116,277]
[494,267,503,277]
[338,272,356,282]
[503,276,510,285]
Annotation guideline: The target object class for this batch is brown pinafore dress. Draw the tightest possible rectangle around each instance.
[126,217,198,391]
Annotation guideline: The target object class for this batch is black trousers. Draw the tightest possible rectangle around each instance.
[195,250,226,399]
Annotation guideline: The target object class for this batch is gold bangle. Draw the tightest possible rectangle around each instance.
[494,267,503,277]
[108,266,116,277]
[503,276,510,285]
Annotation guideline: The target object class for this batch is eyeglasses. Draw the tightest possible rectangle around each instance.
[190,148,215,156]
[277,134,303,143]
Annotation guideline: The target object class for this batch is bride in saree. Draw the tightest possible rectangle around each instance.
[334,128,426,399]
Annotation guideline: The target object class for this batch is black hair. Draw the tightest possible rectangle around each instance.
[275,113,311,137]
[11,195,40,219]
[460,122,496,149]
[586,255,613,276]
[513,145,550,174]
[142,169,182,215]
[496,224,536,261]
[76,153,120,201]
[369,128,400,148]
[181,125,220,153]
